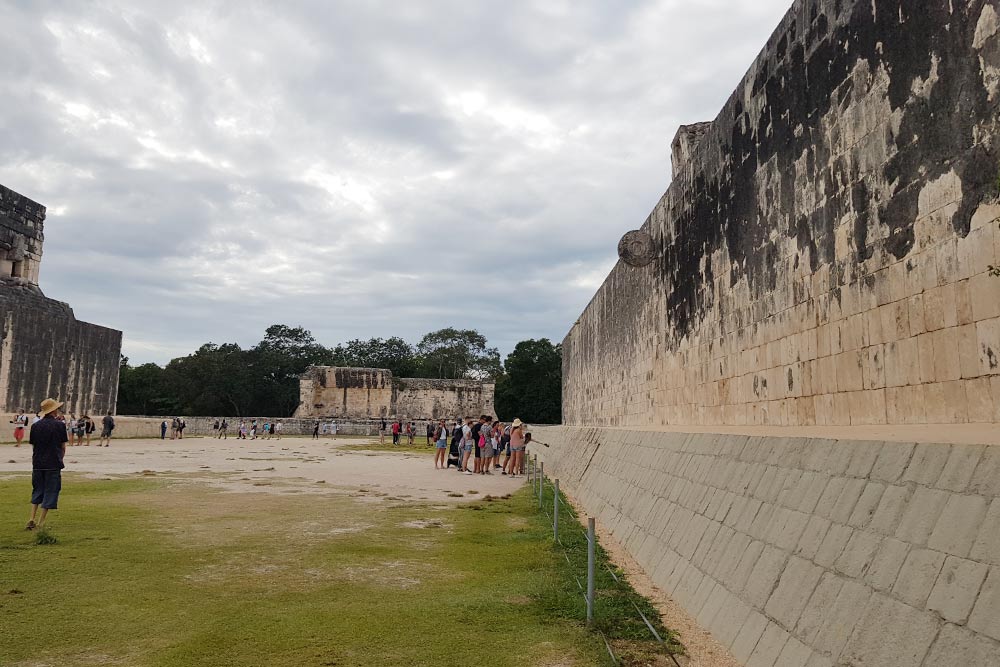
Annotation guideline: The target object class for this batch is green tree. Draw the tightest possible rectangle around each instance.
[414,328,501,380]
[117,361,177,415]
[163,342,253,416]
[494,339,562,424]
[247,325,335,416]
[330,337,419,377]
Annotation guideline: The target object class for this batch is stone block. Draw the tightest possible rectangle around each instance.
[746,622,790,667]
[969,567,1000,642]
[970,446,1000,496]
[868,484,912,535]
[730,610,769,663]
[811,578,871,658]
[773,634,813,667]
[927,556,990,624]
[796,515,831,561]
[711,593,752,649]
[870,442,916,483]
[902,443,953,485]
[895,487,950,546]
[977,317,1000,375]
[793,572,843,644]
[764,556,824,631]
[866,537,911,592]
[927,494,988,558]
[841,593,940,667]
[892,548,947,607]
[744,544,788,608]
[731,539,766,591]
[923,623,1000,667]
[814,522,852,568]
[972,499,1000,566]
[847,481,885,528]
[833,529,881,578]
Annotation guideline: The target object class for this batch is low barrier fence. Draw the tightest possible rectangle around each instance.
[527,453,682,667]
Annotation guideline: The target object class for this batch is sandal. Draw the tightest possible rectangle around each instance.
[25,520,35,531]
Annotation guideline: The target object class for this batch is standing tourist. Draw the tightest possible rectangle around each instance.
[274,420,282,440]
[433,420,448,469]
[213,419,219,435]
[25,398,67,531]
[391,420,401,445]
[509,419,526,478]
[74,416,86,446]
[67,415,78,446]
[312,420,320,439]
[12,410,27,447]
[460,417,475,474]
[218,418,228,439]
[84,416,95,445]
[160,420,168,440]
[426,422,434,446]
[250,420,258,440]
[263,421,271,440]
[99,412,115,447]
[379,418,387,445]
[179,417,186,439]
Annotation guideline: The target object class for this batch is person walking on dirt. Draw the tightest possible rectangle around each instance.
[312,421,320,439]
[12,411,27,447]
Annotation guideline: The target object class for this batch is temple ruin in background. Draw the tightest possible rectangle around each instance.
[294,366,495,420]
[0,184,122,416]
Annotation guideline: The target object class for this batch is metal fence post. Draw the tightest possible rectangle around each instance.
[587,517,595,626]
[539,461,544,509]
[553,479,559,540]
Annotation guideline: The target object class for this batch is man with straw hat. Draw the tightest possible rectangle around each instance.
[25,398,68,531]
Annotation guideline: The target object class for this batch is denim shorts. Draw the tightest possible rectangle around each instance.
[31,469,62,509]
[462,443,473,452]
[436,439,447,449]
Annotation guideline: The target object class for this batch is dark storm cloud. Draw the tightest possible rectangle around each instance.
[0,0,793,364]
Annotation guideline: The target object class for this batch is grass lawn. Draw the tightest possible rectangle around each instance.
[0,474,678,666]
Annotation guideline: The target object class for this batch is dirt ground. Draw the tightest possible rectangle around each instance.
[0,435,524,501]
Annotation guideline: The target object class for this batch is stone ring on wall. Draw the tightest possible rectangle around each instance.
[617,230,656,267]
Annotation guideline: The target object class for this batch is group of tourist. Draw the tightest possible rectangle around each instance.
[378,419,419,445]
[159,417,187,439]
[12,408,115,448]
[428,415,529,476]
[211,418,283,440]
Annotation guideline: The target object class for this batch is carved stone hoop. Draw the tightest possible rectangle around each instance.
[617,230,656,267]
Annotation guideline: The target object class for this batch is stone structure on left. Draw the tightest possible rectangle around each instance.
[0,184,122,415]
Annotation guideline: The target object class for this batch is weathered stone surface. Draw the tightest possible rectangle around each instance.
[0,184,121,416]
[295,366,495,420]
[927,556,990,624]
[561,0,1000,431]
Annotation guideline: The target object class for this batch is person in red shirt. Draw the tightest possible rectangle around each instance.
[391,420,401,445]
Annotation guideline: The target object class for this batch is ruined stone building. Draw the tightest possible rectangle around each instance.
[294,366,495,420]
[532,2,1000,667]
[0,184,122,415]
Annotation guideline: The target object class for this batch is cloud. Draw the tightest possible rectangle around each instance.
[0,0,792,364]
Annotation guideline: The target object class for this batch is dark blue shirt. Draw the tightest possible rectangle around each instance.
[30,416,68,470]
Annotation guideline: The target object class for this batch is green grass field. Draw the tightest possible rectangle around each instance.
[0,475,678,667]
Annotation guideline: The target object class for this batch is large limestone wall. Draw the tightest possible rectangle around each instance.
[564,0,1000,428]
[0,288,122,416]
[295,366,495,420]
[532,426,1000,667]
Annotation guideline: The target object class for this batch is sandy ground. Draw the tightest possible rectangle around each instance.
[0,435,525,501]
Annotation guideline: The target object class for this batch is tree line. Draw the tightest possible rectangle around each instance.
[117,325,562,424]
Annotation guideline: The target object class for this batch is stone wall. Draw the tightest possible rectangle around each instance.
[0,184,122,416]
[532,426,1000,667]
[563,0,1000,428]
[295,366,495,420]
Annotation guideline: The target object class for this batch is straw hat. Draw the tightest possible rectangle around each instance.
[512,418,523,428]
[39,398,63,415]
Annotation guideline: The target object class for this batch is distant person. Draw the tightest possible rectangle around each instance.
[426,422,434,446]
[67,415,77,446]
[213,419,219,433]
[379,418,387,445]
[509,419,526,478]
[170,417,179,440]
[391,420,400,445]
[218,418,228,439]
[433,420,448,469]
[99,412,115,447]
[84,416,96,445]
[250,419,258,440]
[161,420,168,440]
[74,416,86,446]
[274,420,282,440]
[179,417,186,439]
[12,410,27,447]
[26,399,68,530]
[312,421,320,439]
[460,418,474,474]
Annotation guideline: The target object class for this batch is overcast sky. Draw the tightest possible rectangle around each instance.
[1,0,791,365]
